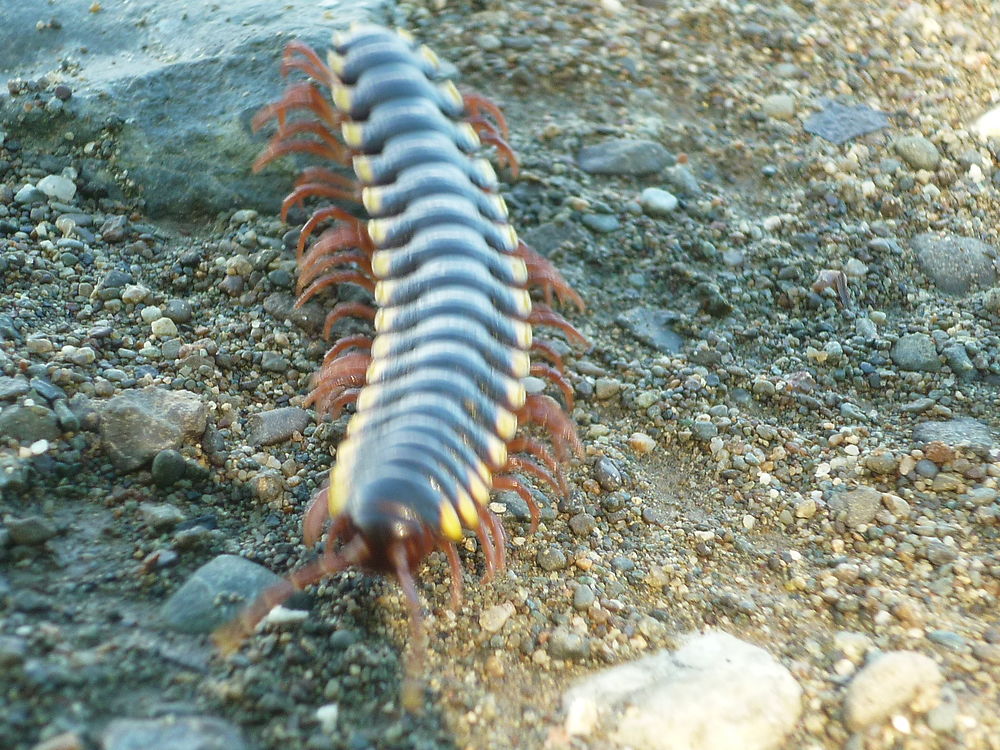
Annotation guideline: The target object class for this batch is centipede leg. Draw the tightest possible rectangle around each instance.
[529,304,590,349]
[303,485,331,546]
[515,240,585,311]
[392,543,428,713]
[517,394,583,462]
[530,338,565,372]
[462,91,510,139]
[530,362,574,409]
[295,269,376,307]
[323,334,373,364]
[493,474,539,533]
[440,541,464,609]
[323,302,377,339]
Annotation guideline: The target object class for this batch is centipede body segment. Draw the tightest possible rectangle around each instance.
[215,24,587,705]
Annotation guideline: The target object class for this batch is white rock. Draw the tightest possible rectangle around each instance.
[843,651,942,731]
[762,94,795,120]
[263,605,308,627]
[36,174,77,202]
[315,703,339,733]
[972,105,1000,137]
[151,317,178,337]
[639,188,679,217]
[562,631,802,750]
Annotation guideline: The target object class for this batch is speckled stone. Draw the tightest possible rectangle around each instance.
[911,233,997,295]
[843,651,942,731]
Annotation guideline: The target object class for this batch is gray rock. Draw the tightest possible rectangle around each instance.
[0,404,61,443]
[102,716,248,750]
[0,375,29,400]
[260,351,290,372]
[99,387,207,471]
[6,516,58,546]
[911,233,997,294]
[548,627,589,661]
[580,213,619,233]
[247,406,309,447]
[616,307,684,354]
[13,185,45,204]
[761,93,795,120]
[519,220,589,256]
[662,164,702,197]
[160,554,282,634]
[941,341,976,381]
[639,187,679,217]
[0,1,383,218]
[894,135,941,170]
[802,102,889,144]
[36,174,77,202]
[890,333,940,372]
[843,651,942,731]
[692,421,719,441]
[578,139,673,175]
[563,631,801,750]
[913,418,994,457]
[151,449,191,487]
[537,546,568,571]
[138,502,185,533]
[830,486,882,528]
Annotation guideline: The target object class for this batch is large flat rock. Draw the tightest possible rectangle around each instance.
[0,0,384,218]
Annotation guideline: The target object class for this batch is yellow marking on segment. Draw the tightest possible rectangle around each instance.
[509,256,528,285]
[370,336,390,360]
[458,122,480,146]
[468,471,490,506]
[373,280,391,306]
[419,45,440,69]
[475,159,497,185]
[396,28,414,42]
[455,488,479,528]
[505,224,518,250]
[507,380,527,411]
[327,52,345,77]
[515,320,532,350]
[487,435,507,470]
[511,350,530,378]
[367,218,388,246]
[439,501,463,542]
[370,250,391,279]
[353,156,374,183]
[341,122,363,148]
[373,307,390,333]
[355,385,379,412]
[514,288,532,317]
[331,84,352,113]
[496,408,517,441]
[365,358,383,383]
[361,186,381,215]
[490,194,508,218]
[440,80,462,109]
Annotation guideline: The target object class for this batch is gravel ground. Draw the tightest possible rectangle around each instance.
[2,0,999,749]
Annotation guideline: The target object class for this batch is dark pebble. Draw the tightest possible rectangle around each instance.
[151,449,190,487]
[594,456,623,491]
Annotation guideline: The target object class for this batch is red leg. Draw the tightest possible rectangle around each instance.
[477,129,519,177]
[506,436,562,488]
[298,251,372,293]
[282,182,361,222]
[515,241,585,311]
[462,91,510,139]
[530,338,564,372]
[323,302,376,339]
[302,486,330,547]
[305,351,371,409]
[280,41,333,85]
[529,304,590,349]
[482,506,507,573]
[298,206,363,259]
[325,386,361,419]
[506,455,562,498]
[440,541,464,609]
[295,166,358,190]
[253,139,347,174]
[517,394,582,462]
[493,474,540,533]
[252,82,341,131]
[323,334,373,364]
[295,270,376,307]
[530,363,574,409]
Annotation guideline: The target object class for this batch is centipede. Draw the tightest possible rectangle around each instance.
[214,24,587,707]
